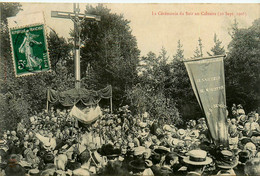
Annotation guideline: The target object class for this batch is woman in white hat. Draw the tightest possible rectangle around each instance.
[177,129,186,140]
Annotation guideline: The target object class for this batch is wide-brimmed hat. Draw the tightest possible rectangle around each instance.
[177,129,186,138]
[98,144,120,157]
[139,122,148,128]
[198,117,205,123]
[129,159,146,172]
[183,150,212,165]
[238,150,251,164]
[171,138,180,146]
[0,139,6,146]
[154,146,170,155]
[28,169,40,175]
[216,150,238,169]
[55,169,67,176]
[237,125,244,131]
[184,136,192,141]
[251,136,260,144]
[163,125,173,132]
[239,114,247,121]
[244,142,256,152]
[106,149,121,160]
[189,130,199,138]
[91,151,107,167]
[145,160,153,167]
[133,146,146,156]
[19,160,31,168]
[240,137,252,145]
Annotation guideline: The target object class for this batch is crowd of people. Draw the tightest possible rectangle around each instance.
[0,104,260,176]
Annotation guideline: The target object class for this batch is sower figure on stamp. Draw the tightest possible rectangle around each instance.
[18,30,42,70]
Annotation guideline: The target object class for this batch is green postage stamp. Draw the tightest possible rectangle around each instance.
[9,24,51,77]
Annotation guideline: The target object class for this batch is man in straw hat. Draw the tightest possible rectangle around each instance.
[215,150,238,175]
[183,149,212,176]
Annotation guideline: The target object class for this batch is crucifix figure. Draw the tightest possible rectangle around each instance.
[51,3,101,89]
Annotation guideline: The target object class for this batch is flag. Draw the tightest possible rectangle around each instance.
[69,105,102,124]
[184,56,228,146]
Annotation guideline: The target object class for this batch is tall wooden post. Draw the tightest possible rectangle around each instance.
[74,3,81,89]
[46,88,49,112]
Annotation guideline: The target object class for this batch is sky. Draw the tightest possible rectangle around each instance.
[18,3,259,59]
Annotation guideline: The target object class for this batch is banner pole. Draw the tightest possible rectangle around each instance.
[77,127,79,151]
[99,113,102,146]
[46,88,49,112]
[110,97,112,114]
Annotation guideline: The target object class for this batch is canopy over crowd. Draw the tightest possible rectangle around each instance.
[0,104,260,176]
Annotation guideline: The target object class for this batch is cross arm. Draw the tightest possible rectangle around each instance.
[51,11,101,21]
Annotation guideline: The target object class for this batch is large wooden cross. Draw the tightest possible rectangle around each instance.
[51,3,101,89]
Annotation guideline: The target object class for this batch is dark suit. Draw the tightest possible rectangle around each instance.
[160,165,173,176]
[4,163,26,176]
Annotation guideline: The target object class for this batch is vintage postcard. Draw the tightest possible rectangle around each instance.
[0,2,259,176]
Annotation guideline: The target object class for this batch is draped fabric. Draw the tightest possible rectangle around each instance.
[69,105,102,125]
[184,56,228,146]
[47,85,112,106]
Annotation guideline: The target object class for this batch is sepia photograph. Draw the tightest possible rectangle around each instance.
[0,2,260,176]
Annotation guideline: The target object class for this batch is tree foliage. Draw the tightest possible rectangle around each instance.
[126,84,182,126]
[173,40,184,60]
[225,18,260,112]
[138,48,170,95]
[207,33,225,56]
[0,3,22,81]
[193,38,203,58]
[193,47,201,58]
[170,40,202,120]
[77,4,140,107]
[47,30,73,71]
[130,49,182,126]
[0,3,74,131]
